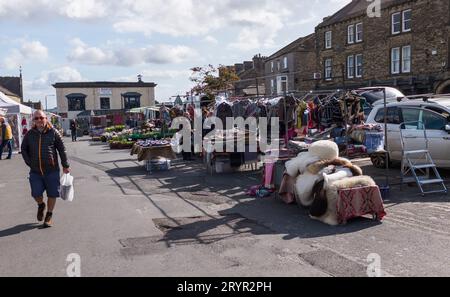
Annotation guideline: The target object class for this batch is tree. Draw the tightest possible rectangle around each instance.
[190,64,239,100]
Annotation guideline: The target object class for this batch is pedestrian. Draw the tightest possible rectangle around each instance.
[21,110,71,228]
[70,119,78,142]
[0,116,13,160]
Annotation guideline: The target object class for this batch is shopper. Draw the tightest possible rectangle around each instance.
[0,116,13,160]
[70,119,78,142]
[21,110,71,228]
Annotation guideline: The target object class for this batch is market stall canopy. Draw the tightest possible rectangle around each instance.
[0,91,32,114]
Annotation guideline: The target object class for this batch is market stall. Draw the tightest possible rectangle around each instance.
[0,91,32,152]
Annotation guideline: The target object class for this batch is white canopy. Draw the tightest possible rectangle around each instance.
[0,91,32,114]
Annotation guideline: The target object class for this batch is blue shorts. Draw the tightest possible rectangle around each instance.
[29,171,61,199]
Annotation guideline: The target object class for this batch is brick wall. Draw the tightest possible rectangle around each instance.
[314,0,450,94]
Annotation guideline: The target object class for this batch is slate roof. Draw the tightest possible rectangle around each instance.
[317,0,412,28]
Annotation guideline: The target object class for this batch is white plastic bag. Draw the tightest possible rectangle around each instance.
[60,173,74,202]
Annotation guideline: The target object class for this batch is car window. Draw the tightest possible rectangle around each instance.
[400,108,421,128]
[374,107,400,124]
[422,110,447,130]
[425,106,450,119]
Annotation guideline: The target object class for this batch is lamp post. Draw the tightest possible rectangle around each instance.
[45,94,55,112]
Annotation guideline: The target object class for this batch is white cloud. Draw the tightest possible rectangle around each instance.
[31,66,84,90]
[67,38,197,66]
[0,0,352,52]
[114,69,192,82]
[1,40,48,70]
[204,36,219,45]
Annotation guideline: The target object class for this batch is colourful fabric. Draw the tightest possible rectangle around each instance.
[337,186,386,225]
[264,162,275,188]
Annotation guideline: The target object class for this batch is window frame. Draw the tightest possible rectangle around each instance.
[325,31,332,49]
[355,23,363,42]
[422,109,448,131]
[100,97,111,110]
[347,55,355,79]
[324,58,333,80]
[283,56,288,69]
[402,45,412,73]
[347,25,355,44]
[402,9,412,32]
[392,12,402,35]
[271,61,274,73]
[355,54,363,78]
[391,47,401,74]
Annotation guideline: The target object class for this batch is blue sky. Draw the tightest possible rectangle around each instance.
[0,0,351,108]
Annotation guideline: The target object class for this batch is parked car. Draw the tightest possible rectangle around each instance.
[354,87,407,116]
[366,98,450,168]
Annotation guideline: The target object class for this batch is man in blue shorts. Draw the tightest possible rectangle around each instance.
[21,110,71,228]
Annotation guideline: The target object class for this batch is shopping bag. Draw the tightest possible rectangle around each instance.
[60,173,74,202]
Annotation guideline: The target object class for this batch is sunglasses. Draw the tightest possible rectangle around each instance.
[34,117,47,121]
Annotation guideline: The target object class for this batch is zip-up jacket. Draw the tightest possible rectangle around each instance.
[21,123,70,175]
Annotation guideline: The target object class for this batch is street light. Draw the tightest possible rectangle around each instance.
[45,94,55,112]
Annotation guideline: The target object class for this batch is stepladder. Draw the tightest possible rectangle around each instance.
[400,121,448,196]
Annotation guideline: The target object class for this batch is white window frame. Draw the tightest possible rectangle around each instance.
[271,79,275,94]
[347,55,355,79]
[277,61,281,71]
[403,9,412,32]
[283,56,288,69]
[392,12,402,35]
[391,47,401,74]
[325,58,332,80]
[355,23,363,42]
[271,61,274,72]
[325,31,332,49]
[348,25,355,44]
[402,45,411,73]
[355,54,363,78]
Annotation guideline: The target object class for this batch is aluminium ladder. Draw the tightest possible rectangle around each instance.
[400,121,448,196]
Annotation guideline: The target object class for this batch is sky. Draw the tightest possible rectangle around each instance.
[0,0,351,109]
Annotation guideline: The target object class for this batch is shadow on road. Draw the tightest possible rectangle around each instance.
[0,224,40,238]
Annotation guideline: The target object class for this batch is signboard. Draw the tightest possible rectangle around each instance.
[99,88,113,96]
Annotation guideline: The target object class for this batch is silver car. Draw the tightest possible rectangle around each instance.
[366,98,450,168]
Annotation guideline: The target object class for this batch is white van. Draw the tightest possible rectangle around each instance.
[366,98,450,168]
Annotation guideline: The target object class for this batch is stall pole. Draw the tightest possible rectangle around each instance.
[382,88,390,198]
[284,90,288,148]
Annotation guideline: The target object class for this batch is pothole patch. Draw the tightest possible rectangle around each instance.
[119,214,275,257]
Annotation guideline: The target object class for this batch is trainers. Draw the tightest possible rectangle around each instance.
[37,203,46,222]
[44,212,53,228]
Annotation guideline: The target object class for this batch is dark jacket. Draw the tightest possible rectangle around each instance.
[21,123,70,175]
[70,121,77,131]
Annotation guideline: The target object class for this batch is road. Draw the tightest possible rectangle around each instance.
[1,137,450,277]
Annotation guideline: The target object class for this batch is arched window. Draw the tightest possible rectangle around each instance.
[122,92,141,110]
[67,93,86,111]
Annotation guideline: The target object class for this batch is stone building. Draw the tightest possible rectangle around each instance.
[53,77,157,119]
[264,33,316,96]
[314,0,450,95]
[229,54,267,96]
[0,74,23,103]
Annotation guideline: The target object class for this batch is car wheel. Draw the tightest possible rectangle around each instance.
[371,153,391,169]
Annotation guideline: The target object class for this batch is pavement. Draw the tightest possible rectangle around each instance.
[1,136,450,277]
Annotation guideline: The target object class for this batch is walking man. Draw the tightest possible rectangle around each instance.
[70,119,78,142]
[21,110,71,228]
[0,116,13,160]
